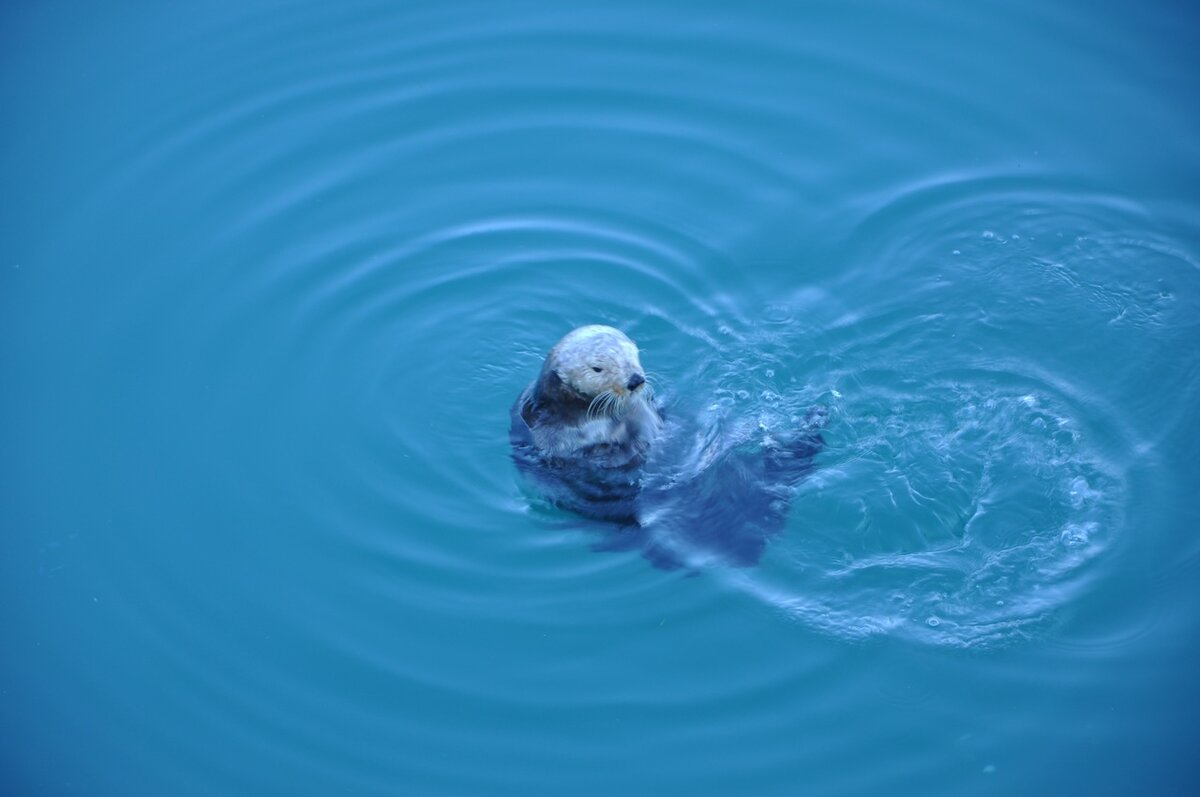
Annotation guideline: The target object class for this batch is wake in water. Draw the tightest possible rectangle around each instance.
[750,379,1124,648]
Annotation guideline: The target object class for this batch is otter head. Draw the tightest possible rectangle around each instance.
[539,325,649,415]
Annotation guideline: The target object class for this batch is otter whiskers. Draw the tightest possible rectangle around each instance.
[586,389,631,421]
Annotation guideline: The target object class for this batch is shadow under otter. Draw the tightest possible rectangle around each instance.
[512,406,824,570]
[509,327,825,570]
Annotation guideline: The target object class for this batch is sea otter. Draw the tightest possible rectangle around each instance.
[510,325,824,568]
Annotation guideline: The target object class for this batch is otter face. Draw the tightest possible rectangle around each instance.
[550,325,648,401]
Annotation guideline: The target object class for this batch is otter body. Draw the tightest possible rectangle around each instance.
[511,326,662,522]
[510,325,824,568]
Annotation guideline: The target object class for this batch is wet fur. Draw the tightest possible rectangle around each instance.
[512,341,662,521]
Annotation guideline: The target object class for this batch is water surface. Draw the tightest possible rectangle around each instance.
[3,1,1199,794]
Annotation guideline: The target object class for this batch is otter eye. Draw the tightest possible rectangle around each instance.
[591,366,603,373]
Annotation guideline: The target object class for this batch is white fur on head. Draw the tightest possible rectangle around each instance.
[550,325,645,400]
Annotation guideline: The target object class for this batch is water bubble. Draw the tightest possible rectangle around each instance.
[763,305,794,325]
[1060,523,1095,548]
[926,616,941,627]
[1068,477,1091,507]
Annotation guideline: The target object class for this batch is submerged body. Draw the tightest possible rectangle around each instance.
[510,325,824,568]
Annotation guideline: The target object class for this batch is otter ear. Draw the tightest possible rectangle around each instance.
[545,368,585,402]
[544,369,569,399]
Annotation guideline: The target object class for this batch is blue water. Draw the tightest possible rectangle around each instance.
[4,1,1199,794]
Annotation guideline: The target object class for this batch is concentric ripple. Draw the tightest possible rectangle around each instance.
[75,3,1191,664]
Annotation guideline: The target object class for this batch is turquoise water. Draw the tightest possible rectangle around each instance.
[4,0,1199,793]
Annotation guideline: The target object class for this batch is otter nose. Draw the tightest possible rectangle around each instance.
[626,373,645,391]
